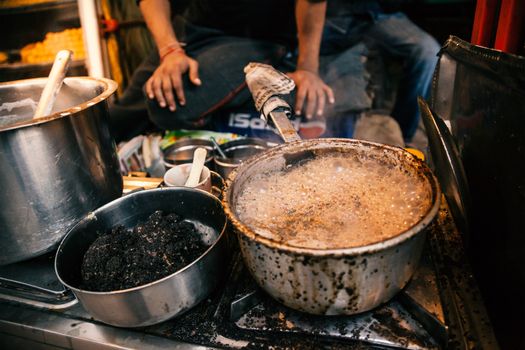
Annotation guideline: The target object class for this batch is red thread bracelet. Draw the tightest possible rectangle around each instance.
[160,46,185,62]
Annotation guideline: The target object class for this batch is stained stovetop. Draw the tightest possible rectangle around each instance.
[0,204,499,349]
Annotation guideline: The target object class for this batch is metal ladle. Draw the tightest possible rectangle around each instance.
[211,136,227,159]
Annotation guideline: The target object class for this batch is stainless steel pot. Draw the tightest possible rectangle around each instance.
[213,137,274,180]
[223,138,441,315]
[163,138,214,170]
[0,77,122,265]
[55,187,229,327]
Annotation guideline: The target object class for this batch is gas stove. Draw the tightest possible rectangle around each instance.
[0,203,498,349]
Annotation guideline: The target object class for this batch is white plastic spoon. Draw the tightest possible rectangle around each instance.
[185,147,207,187]
[33,50,72,119]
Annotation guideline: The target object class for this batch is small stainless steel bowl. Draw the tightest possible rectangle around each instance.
[55,187,229,328]
[214,138,274,179]
[163,138,214,169]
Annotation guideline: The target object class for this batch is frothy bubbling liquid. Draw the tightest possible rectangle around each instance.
[235,153,432,249]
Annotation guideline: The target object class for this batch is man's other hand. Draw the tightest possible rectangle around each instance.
[287,69,334,119]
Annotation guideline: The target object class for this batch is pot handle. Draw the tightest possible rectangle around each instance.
[267,108,302,143]
[244,63,302,143]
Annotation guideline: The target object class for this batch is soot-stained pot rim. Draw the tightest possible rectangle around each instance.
[0,76,118,132]
[55,187,228,296]
[222,138,442,257]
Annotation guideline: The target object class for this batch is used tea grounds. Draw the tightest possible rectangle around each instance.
[81,210,209,292]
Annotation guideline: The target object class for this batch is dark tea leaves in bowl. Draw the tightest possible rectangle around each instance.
[81,210,209,292]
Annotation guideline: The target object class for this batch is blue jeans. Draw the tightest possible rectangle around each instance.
[322,12,440,142]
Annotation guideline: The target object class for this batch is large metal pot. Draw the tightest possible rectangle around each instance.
[0,77,122,265]
[55,187,229,327]
[223,138,441,315]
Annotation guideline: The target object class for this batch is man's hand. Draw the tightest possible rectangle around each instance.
[288,69,334,119]
[145,51,201,111]
[292,0,333,119]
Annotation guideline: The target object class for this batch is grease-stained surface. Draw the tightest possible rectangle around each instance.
[0,204,498,349]
[236,299,438,350]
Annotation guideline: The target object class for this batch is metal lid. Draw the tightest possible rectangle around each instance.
[418,97,470,235]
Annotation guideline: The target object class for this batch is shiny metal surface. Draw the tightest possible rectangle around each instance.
[223,138,441,315]
[0,77,122,265]
[163,138,214,169]
[235,300,439,349]
[430,52,457,122]
[213,138,272,180]
[429,37,525,348]
[419,98,470,237]
[0,303,211,349]
[268,110,301,143]
[0,274,77,310]
[398,252,448,345]
[55,187,229,328]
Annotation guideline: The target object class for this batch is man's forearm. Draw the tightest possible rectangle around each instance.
[295,0,326,73]
[139,0,181,53]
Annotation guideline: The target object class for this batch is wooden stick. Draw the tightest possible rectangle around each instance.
[185,147,207,187]
[33,50,73,119]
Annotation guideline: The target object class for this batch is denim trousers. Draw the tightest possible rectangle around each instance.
[109,17,373,141]
[110,13,436,142]
[109,20,286,138]
[322,12,441,141]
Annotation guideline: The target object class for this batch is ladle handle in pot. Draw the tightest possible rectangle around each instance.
[34,50,72,119]
[211,136,228,158]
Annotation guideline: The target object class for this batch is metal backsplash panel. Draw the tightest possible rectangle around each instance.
[429,35,525,350]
